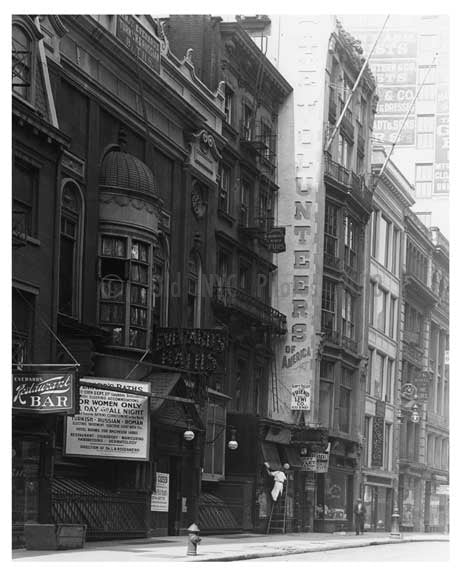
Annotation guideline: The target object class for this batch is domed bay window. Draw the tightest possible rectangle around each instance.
[99,234,159,349]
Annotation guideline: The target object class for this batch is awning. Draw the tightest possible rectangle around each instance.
[280,445,303,469]
[147,372,202,430]
[261,441,282,470]
[265,427,291,445]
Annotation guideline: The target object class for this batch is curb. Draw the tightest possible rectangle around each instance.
[189,536,450,562]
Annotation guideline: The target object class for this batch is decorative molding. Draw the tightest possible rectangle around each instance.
[99,191,159,216]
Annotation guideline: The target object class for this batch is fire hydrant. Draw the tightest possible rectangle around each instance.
[186,523,201,556]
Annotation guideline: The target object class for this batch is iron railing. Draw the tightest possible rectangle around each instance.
[213,285,287,335]
[51,478,148,540]
[323,252,341,270]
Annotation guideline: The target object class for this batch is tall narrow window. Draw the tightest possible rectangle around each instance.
[416,115,435,149]
[324,203,339,258]
[344,215,357,269]
[376,288,387,333]
[378,215,391,267]
[418,66,436,101]
[370,210,378,258]
[13,158,37,238]
[415,163,433,198]
[12,24,32,100]
[219,164,231,213]
[389,296,397,339]
[203,395,227,481]
[342,290,354,339]
[187,251,201,328]
[391,227,400,274]
[239,180,251,226]
[374,353,384,399]
[386,359,394,403]
[224,85,234,125]
[242,103,253,140]
[59,181,83,318]
[12,288,35,365]
[321,279,336,334]
[339,384,351,433]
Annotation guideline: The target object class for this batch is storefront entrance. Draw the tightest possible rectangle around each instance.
[363,484,392,531]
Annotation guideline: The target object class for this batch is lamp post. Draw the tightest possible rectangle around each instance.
[390,382,422,539]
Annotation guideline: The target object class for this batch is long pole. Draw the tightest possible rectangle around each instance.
[375,52,439,185]
[325,15,390,153]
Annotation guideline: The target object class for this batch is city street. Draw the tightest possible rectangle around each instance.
[243,541,449,562]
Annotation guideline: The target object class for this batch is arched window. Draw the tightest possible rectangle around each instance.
[187,251,202,328]
[59,180,84,319]
[12,23,32,100]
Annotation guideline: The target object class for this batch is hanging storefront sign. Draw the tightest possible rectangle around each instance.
[291,382,311,410]
[301,456,317,472]
[152,328,227,373]
[116,15,161,73]
[12,370,77,415]
[64,378,150,461]
[264,226,286,253]
[315,451,330,473]
[150,472,170,512]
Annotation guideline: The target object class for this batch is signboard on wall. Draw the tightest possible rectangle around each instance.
[371,60,416,85]
[374,116,415,146]
[291,382,311,410]
[152,328,227,373]
[376,85,416,115]
[434,114,449,194]
[65,378,150,461]
[151,472,170,512]
[371,400,385,467]
[12,370,77,415]
[116,15,161,73]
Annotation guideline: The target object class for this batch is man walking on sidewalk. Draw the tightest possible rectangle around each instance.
[354,498,366,535]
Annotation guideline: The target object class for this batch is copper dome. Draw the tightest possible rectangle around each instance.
[99,135,159,197]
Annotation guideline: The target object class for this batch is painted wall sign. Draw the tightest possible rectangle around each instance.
[65,378,150,461]
[152,328,227,373]
[374,116,415,146]
[116,15,161,73]
[376,85,416,115]
[150,472,170,512]
[434,114,449,194]
[371,59,416,85]
[358,30,417,59]
[12,370,77,414]
[291,382,311,411]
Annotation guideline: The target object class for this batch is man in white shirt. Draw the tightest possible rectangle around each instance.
[264,462,287,501]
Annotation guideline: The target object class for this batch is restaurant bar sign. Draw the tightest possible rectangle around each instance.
[116,15,161,73]
[152,328,227,373]
[12,370,77,415]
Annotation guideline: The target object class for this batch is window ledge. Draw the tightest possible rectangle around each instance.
[201,473,225,482]
[218,209,235,226]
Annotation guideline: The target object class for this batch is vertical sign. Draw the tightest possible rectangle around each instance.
[151,472,170,512]
[434,113,449,194]
[371,400,385,467]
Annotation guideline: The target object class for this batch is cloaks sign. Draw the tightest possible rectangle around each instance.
[12,370,77,415]
[291,382,311,410]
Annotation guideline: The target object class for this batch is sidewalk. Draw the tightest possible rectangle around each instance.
[12,531,449,562]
